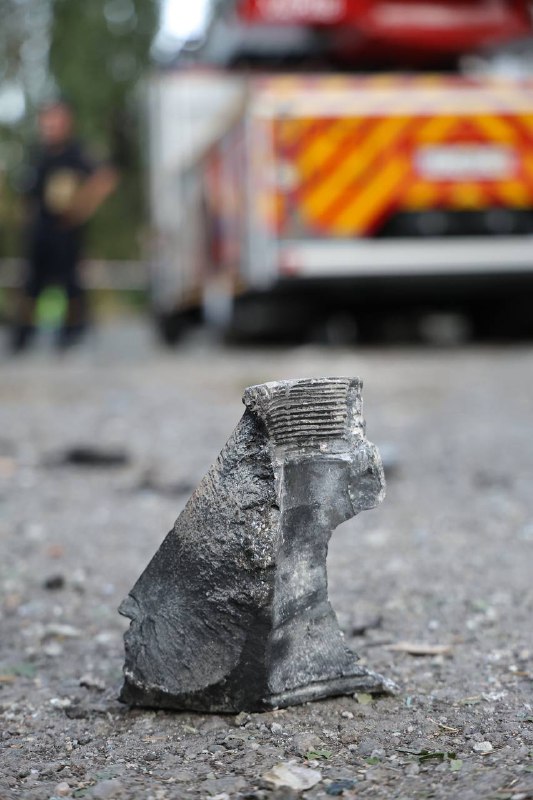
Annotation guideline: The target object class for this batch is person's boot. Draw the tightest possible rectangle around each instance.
[56,324,85,351]
[9,324,35,354]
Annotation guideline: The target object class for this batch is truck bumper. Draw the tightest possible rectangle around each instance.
[279,236,533,278]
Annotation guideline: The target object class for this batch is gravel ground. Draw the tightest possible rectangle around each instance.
[1,322,532,800]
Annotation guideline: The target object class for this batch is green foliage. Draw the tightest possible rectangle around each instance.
[49,0,158,259]
[398,748,458,764]
[49,0,156,150]
[305,749,333,760]
[0,0,159,259]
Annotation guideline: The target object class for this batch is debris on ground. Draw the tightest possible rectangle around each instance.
[1,324,532,798]
[45,445,131,468]
[386,641,453,656]
[262,762,323,791]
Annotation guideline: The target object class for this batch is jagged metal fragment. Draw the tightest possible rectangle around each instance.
[119,377,394,712]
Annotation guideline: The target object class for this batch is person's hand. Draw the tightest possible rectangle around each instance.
[65,166,119,225]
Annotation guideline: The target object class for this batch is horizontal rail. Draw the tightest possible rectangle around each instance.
[278,236,533,277]
[0,259,148,291]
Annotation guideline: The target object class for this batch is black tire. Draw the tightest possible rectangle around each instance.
[470,297,533,340]
[155,312,185,346]
[227,294,312,341]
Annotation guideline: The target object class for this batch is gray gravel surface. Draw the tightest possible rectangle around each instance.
[1,323,532,799]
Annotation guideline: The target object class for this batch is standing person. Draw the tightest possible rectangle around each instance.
[11,98,117,352]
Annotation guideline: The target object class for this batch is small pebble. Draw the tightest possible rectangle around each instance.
[357,738,380,757]
[49,697,72,709]
[473,741,493,754]
[199,716,228,733]
[292,732,323,756]
[43,642,63,657]
[326,779,357,796]
[55,782,71,797]
[79,674,105,691]
[175,770,195,783]
[90,778,123,799]
[44,575,65,591]
[201,776,247,794]
[208,744,226,754]
[262,762,322,791]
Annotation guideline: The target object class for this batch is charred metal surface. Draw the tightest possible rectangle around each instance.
[119,377,393,712]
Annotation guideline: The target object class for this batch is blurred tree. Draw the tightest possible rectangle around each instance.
[0,0,159,259]
[49,0,159,259]
[0,0,53,256]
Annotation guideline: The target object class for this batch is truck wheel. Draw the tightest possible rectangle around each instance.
[155,312,185,346]
[310,312,359,345]
[228,294,313,341]
[470,299,532,340]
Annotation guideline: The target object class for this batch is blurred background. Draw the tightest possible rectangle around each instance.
[1,8,533,795]
[1,0,533,344]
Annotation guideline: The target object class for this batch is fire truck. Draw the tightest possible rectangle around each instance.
[147,0,533,341]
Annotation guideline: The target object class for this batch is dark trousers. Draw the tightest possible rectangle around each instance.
[24,225,84,301]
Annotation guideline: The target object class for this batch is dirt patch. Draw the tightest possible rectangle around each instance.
[1,326,532,799]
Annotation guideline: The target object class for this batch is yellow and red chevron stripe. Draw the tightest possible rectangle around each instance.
[259,76,533,237]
